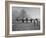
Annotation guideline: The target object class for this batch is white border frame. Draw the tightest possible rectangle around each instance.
[9,4,43,35]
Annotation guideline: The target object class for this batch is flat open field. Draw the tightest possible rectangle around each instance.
[12,21,40,31]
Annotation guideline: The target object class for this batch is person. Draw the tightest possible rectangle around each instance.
[22,18,24,23]
[16,18,19,22]
[30,18,33,23]
[26,18,28,23]
[35,18,38,26]
[34,20,35,26]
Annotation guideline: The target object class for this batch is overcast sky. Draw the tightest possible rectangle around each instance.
[12,7,40,19]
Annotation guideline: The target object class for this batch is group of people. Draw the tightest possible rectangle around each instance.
[16,18,38,23]
[16,18,32,23]
[15,18,40,26]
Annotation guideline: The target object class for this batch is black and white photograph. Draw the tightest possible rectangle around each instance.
[9,4,44,34]
[12,7,40,31]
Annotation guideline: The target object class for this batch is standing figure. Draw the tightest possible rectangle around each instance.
[16,18,19,22]
[22,18,24,23]
[35,18,38,26]
[26,18,28,23]
[30,18,33,23]
[34,19,35,26]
